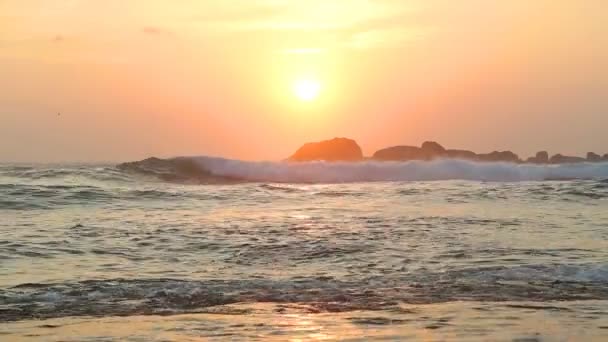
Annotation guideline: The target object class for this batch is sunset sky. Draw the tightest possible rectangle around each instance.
[1,0,607,162]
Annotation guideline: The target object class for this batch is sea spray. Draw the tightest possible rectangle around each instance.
[120,156,608,183]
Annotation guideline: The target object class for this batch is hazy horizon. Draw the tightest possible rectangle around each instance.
[1,1,607,163]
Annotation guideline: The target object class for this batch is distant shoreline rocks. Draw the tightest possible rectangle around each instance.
[288,137,363,162]
[526,151,549,164]
[289,138,608,164]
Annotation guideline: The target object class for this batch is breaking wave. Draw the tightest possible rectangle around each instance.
[3,263,608,321]
[118,156,608,183]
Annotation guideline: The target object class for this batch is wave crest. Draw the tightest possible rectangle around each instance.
[118,156,608,183]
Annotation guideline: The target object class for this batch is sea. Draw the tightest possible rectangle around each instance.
[2,157,608,341]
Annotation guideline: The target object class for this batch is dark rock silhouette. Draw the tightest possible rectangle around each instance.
[538,151,550,162]
[373,145,426,161]
[477,151,521,163]
[289,137,363,162]
[373,141,449,161]
[550,154,586,164]
[446,149,477,160]
[587,152,601,162]
[526,151,549,164]
[373,142,520,163]
[421,141,446,156]
[288,138,605,164]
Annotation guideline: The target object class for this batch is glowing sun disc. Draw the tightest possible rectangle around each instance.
[293,79,320,101]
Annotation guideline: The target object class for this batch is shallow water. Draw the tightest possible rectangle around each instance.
[1,162,608,340]
[4,301,608,341]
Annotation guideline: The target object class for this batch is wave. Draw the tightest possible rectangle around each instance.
[3,263,608,321]
[118,156,608,183]
[0,165,131,183]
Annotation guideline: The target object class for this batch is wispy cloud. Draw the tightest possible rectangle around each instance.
[1,0,430,55]
[192,0,428,50]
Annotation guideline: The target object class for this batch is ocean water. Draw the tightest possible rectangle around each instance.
[2,157,608,341]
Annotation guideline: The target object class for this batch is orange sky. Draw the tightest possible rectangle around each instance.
[1,1,607,162]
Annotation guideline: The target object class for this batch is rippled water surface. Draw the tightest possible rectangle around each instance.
[2,163,608,341]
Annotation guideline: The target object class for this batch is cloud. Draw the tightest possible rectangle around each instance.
[192,1,428,50]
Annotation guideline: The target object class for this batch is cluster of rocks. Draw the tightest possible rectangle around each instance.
[524,151,608,164]
[288,137,608,164]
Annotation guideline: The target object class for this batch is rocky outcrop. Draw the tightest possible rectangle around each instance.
[550,154,586,164]
[587,152,601,162]
[373,146,426,161]
[446,149,477,160]
[477,151,521,163]
[373,141,449,161]
[373,141,522,163]
[291,138,606,164]
[288,137,363,162]
[526,151,549,164]
[421,141,446,156]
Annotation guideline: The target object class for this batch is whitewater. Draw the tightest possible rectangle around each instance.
[2,158,608,340]
[119,155,608,183]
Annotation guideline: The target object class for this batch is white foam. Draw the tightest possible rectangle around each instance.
[475,264,608,283]
[190,157,608,183]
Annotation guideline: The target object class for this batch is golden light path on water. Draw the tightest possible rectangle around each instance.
[4,302,607,341]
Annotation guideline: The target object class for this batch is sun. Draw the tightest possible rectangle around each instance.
[293,78,321,101]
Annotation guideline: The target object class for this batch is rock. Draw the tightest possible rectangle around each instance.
[288,137,363,162]
[373,142,523,162]
[372,146,426,161]
[526,151,549,164]
[587,152,601,162]
[421,141,446,156]
[446,149,477,160]
[477,151,520,163]
[549,154,586,164]
[536,151,549,163]
[373,141,449,161]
